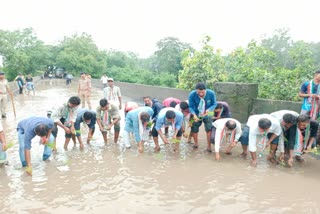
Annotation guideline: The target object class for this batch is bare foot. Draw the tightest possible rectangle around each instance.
[215,153,220,161]
[174,144,179,152]
[138,142,144,153]
[240,153,247,159]
[251,160,257,167]
[287,158,293,167]
[154,146,160,153]
[80,143,84,150]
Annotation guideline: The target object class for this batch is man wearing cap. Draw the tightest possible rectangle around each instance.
[78,72,92,109]
[0,72,13,118]
[103,78,122,110]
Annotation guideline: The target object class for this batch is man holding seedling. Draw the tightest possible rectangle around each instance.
[239,114,282,167]
[188,82,217,151]
[152,108,183,152]
[17,116,54,176]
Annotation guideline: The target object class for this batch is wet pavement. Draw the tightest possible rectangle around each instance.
[1,79,320,214]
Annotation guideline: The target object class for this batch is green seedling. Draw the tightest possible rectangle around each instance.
[310,147,320,155]
[146,121,153,128]
[4,142,14,151]
[72,130,81,135]
[25,166,32,174]
[171,138,181,144]
[207,112,214,116]
[278,160,286,167]
[47,142,55,149]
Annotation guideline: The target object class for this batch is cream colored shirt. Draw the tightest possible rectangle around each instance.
[78,78,91,91]
[0,79,8,94]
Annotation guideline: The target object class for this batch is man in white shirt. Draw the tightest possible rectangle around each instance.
[239,114,282,166]
[270,110,299,166]
[103,78,122,110]
[100,74,108,88]
[211,118,242,160]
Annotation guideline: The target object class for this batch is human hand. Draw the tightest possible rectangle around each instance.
[26,166,32,176]
[163,138,169,144]
[64,127,71,133]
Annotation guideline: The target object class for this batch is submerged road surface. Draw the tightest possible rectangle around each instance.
[1,79,320,213]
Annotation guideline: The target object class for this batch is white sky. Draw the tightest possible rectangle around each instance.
[0,0,319,58]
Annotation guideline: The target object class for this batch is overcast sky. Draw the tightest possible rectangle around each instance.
[0,0,319,57]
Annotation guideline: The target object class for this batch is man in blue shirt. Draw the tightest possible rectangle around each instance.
[143,96,163,123]
[65,109,96,150]
[17,116,54,175]
[124,107,154,152]
[298,70,320,119]
[188,82,217,151]
[152,108,184,152]
[213,101,231,121]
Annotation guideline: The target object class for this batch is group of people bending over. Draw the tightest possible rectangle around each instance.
[0,77,319,175]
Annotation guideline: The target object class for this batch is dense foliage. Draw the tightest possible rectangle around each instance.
[0,28,319,101]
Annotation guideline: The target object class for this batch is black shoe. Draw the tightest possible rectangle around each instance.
[1,115,6,119]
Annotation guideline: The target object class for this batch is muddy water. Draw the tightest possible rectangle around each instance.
[1,79,320,214]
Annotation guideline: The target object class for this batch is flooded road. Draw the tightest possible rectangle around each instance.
[1,79,320,214]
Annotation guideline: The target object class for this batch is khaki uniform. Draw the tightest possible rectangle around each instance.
[78,78,91,109]
[0,79,8,117]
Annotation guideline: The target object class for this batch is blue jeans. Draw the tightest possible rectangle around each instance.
[18,129,54,167]
[239,126,279,145]
[0,142,7,164]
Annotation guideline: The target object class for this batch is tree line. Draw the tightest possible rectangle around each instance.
[0,28,319,101]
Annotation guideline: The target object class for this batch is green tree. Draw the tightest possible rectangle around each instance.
[0,28,49,80]
[55,33,107,77]
[178,36,226,90]
[308,42,320,69]
[260,28,294,69]
[153,37,194,77]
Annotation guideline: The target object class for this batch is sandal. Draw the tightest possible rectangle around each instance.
[193,145,199,149]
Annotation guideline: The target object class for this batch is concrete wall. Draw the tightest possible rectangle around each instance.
[84,79,304,123]
[8,76,42,94]
[251,98,301,115]
[90,79,190,102]
[213,82,259,123]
